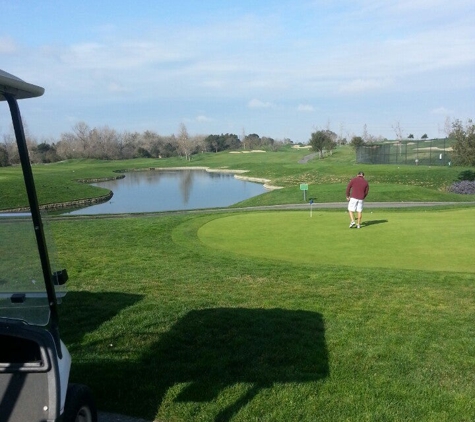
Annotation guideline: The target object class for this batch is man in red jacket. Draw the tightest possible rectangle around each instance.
[346,171,369,229]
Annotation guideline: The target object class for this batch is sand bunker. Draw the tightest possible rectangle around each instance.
[414,147,453,152]
[230,150,266,153]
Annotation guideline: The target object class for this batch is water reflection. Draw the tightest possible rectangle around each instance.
[180,170,193,204]
[64,170,268,215]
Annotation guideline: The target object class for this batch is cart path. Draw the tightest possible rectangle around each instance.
[298,152,318,163]
[46,201,475,221]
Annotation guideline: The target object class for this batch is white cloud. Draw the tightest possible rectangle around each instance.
[431,107,454,115]
[298,104,315,112]
[108,82,128,93]
[248,99,275,109]
[59,40,190,70]
[196,115,212,123]
[339,79,389,94]
[1,2,473,141]
[10,3,472,104]
[182,114,213,125]
[0,36,18,54]
[376,0,473,16]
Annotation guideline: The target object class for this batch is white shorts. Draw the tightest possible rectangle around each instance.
[348,198,364,213]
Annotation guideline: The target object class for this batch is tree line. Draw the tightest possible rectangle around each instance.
[2,118,473,167]
[0,122,292,166]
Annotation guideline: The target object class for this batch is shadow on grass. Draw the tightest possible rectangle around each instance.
[59,291,145,345]
[363,219,388,227]
[65,304,328,421]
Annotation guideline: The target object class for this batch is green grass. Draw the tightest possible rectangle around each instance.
[51,210,475,421]
[3,146,475,420]
[197,209,475,273]
[1,145,474,210]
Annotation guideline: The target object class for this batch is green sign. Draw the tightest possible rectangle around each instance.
[300,184,308,191]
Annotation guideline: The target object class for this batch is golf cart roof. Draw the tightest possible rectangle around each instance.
[0,69,44,100]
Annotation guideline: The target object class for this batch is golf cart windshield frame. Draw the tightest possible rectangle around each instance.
[0,70,63,356]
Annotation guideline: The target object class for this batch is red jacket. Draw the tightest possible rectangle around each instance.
[346,176,369,200]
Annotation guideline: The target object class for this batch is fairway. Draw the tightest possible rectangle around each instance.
[198,208,474,273]
[52,212,475,421]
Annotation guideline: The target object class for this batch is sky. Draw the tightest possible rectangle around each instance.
[1,0,474,143]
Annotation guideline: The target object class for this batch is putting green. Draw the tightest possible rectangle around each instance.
[197,209,474,273]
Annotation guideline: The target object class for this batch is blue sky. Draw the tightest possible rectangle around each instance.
[1,0,474,142]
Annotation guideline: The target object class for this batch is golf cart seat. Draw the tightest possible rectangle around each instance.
[0,323,65,422]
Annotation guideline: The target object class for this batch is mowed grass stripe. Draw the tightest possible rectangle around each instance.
[197,208,474,273]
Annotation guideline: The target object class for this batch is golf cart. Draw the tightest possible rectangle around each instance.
[0,70,97,422]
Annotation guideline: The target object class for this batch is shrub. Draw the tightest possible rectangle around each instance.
[448,180,475,194]
[451,119,475,166]
[457,170,475,181]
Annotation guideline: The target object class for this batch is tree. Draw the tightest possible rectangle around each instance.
[361,124,381,143]
[204,135,222,153]
[444,116,452,138]
[72,121,92,156]
[321,130,337,155]
[421,134,428,139]
[309,130,333,158]
[338,122,345,145]
[121,131,141,159]
[408,134,414,139]
[0,145,8,167]
[244,133,261,150]
[326,138,338,155]
[362,124,369,142]
[260,136,275,148]
[176,123,192,161]
[141,130,164,158]
[88,126,121,159]
[392,121,404,143]
[32,142,59,163]
[224,133,241,150]
[204,133,241,153]
[350,136,365,150]
[2,128,36,165]
[451,119,475,166]
[135,147,152,158]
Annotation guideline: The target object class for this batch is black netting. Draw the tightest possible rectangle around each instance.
[356,140,453,166]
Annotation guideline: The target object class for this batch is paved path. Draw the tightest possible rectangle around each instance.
[52,201,475,221]
[298,152,318,163]
[232,201,475,211]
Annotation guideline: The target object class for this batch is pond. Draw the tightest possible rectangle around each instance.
[63,170,269,215]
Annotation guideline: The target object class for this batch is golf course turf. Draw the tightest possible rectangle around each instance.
[196,208,474,273]
[51,206,474,421]
[1,147,473,421]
